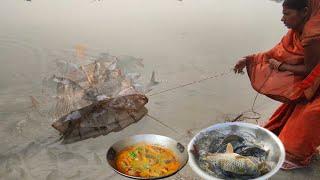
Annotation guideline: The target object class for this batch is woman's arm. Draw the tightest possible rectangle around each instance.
[278,40,320,76]
[304,40,320,74]
[278,63,307,76]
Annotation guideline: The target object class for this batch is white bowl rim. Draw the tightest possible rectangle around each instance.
[187,122,285,180]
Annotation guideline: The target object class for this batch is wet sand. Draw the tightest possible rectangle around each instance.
[0,0,319,179]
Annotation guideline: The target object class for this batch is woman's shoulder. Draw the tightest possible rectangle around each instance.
[302,17,320,46]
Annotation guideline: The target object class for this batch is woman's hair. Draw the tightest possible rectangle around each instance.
[283,0,308,10]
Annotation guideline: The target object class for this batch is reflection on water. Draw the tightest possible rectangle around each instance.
[0,0,285,179]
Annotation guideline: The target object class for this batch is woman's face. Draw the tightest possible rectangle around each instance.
[281,6,307,30]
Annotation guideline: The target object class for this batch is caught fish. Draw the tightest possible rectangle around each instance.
[43,54,155,143]
[134,71,159,93]
[48,74,102,118]
[79,60,106,86]
[237,146,269,160]
[195,132,271,179]
[107,94,148,110]
[209,134,245,153]
[209,134,269,159]
[148,71,159,87]
[30,96,40,109]
[201,143,260,177]
[55,60,87,82]
[75,44,87,60]
[50,75,84,90]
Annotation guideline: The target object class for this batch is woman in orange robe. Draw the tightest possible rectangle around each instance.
[234,0,320,170]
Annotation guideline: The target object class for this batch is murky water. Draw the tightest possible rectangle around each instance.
[0,0,285,179]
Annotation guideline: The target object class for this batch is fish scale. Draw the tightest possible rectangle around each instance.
[206,153,258,175]
[196,135,271,179]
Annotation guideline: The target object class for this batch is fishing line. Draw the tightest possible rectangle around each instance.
[146,67,274,123]
[146,114,180,134]
[145,69,234,132]
[147,68,234,97]
[231,69,274,123]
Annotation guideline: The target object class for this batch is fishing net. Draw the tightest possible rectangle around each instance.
[31,53,157,144]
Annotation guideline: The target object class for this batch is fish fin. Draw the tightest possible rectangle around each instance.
[151,71,156,82]
[30,96,40,109]
[149,71,159,86]
[143,71,159,93]
[235,155,247,159]
[226,143,234,153]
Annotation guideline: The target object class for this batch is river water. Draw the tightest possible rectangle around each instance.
[0,0,285,179]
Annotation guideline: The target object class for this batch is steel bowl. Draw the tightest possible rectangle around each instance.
[188,122,285,180]
[106,134,189,179]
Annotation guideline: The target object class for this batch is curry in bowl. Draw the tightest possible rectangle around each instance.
[106,134,188,179]
[116,143,180,178]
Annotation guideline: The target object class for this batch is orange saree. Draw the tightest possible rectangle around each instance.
[246,0,320,167]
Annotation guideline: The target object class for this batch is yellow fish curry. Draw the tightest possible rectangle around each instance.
[116,143,180,178]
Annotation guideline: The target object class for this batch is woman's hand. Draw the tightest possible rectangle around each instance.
[234,56,249,74]
[268,58,283,70]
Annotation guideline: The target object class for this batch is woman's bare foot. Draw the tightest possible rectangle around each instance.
[281,160,306,170]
